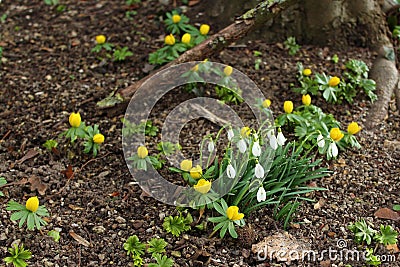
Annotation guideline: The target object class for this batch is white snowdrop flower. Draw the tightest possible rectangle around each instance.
[269,135,278,150]
[252,141,261,157]
[328,141,338,158]
[227,129,234,141]
[226,164,236,179]
[266,128,274,138]
[255,163,264,178]
[208,141,215,152]
[317,134,325,148]
[237,139,247,153]
[253,133,259,140]
[257,187,266,202]
[277,131,286,146]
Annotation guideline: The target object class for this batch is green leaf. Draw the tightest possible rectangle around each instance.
[374,225,398,245]
[48,230,61,242]
[393,205,400,211]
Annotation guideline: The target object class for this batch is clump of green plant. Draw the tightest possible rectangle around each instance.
[149,11,210,65]
[124,235,146,266]
[113,46,133,61]
[275,96,361,159]
[43,139,58,151]
[48,229,61,242]
[6,196,49,230]
[253,50,263,70]
[157,141,181,156]
[147,238,168,257]
[0,176,6,197]
[124,236,173,267]
[61,112,105,157]
[365,247,381,266]
[128,145,163,170]
[163,211,193,237]
[293,60,377,103]
[91,34,114,53]
[3,243,32,267]
[284,36,301,56]
[348,219,398,246]
[180,62,243,104]
[121,118,159,137]
[44,0,58,5]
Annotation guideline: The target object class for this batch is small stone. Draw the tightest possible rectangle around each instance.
[327,231,336,238]
[0,232,7,240]
[98,254,105,261]
[115,216,126,223]
[92,225,106,234]
[132,220,144,229]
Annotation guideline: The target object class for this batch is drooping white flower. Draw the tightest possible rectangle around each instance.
[227,129,234,141]
[255,163,264,178]
[328,141,338,158]
[227,164,236,179]
[208,141,215,152]
[237,139,247,153]
[257,187,266,202]
[277,131,286,146]
[269,135,278,150]
[266,128,274,138]
[252,141,261,157]
[317,134,325,148]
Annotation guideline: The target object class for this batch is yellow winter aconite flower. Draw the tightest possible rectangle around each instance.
[347,122,361,135]
[328,76,340,87]
[165,34,175,45]
[172,14,181,23]
[303,68,312,76]
[330,128,344,142]
[240,126,251,138]
[262,99,271,108]
[302,94,311,106]
[224,66,233,76]
[283,101,294,114]
[26,196,39,212]
[69,112,81,128]
[180,159,192,172]
[181,33,191,44]
[93,133,104,144]
[137,146,148,159]
[199,24,210,35]
[95,35,106,44]
[226,206,244,221]
[192,64,199,72]
[193,179,211,194]
[190,165,203,179]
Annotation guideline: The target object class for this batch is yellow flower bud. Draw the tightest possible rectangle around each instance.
[283,101,294,114]
[191,64,199,72]
[226,206,244,221]
[189,165,202,179]
[172,14,181,23]
[93,133,104,144]
[224,66,233,76]
[193,179,211,194]
[199,24,210,35]
[330,128,344,142]
[240,126,251,138]
[302,94,311,106]
[303,68,312,76]
[95,35,106,45]
[137,146,148,159]
[262,99,271,108]
[181,33,191,44]
[180,159,192,172]
[69,112,81,128]
[328,76,340,87]
[164,34,175,46]
[347,122,361,135]
[26,196,39,212]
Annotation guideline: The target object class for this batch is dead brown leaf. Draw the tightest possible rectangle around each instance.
[28,175,47,195]
[69,231,91,247]
[314,198,325,210]
[15,149,39,164]
[386,243,400,253]
[61,165,74,179]
[374,207,400,221]
[188,0,201,6]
